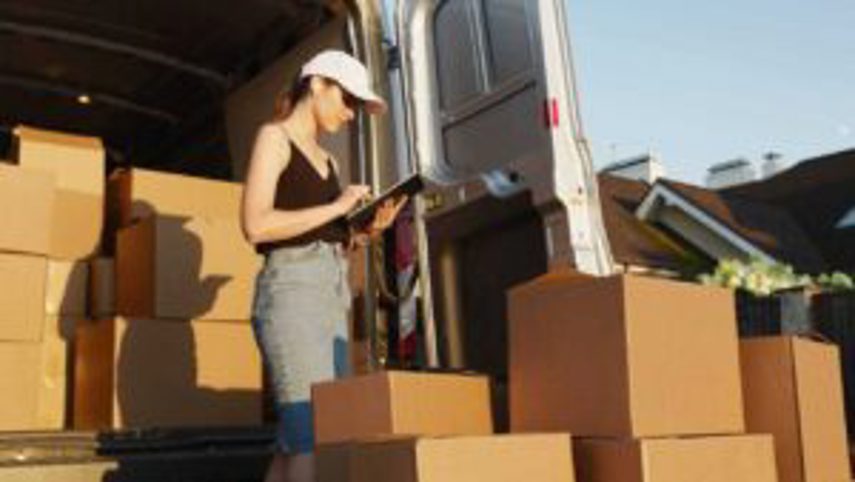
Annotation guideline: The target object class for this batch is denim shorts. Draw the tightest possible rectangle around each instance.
[251,241,351,453]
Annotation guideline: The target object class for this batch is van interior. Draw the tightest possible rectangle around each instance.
[0,0,604,431]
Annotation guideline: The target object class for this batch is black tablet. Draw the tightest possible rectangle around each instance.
[346,173,425,229]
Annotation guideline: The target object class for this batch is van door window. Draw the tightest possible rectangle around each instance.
[483,0,533,84]
[434,1,482,109]
[432,0,544,178]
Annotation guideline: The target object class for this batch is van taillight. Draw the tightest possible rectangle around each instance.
[544,98,559,128]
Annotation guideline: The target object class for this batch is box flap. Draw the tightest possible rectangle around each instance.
[14,125,103,150]
[14,125,104,196]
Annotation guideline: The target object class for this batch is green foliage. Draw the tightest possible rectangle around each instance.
[815,271,855,292]
[697,258,809,296]
[697,258,853,297]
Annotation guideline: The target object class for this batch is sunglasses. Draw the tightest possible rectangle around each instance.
[341,89,363,111]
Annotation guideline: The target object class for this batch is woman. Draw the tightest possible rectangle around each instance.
[241,50,405,482]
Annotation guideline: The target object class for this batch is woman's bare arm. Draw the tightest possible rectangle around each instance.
[240,124,353,245]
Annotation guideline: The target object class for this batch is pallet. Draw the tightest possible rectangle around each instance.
[0,427,275,482]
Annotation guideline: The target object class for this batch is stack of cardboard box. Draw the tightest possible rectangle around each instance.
[509,272,850,482]
[3,125,848,480]
[509,273,775,481]
[0,162,59,430]
[311,370,577,482]
[740,336,851,482]
[74,166,264,429]
[0,126,103,430]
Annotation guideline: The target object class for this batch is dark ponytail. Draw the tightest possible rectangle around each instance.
[273,73,312,121]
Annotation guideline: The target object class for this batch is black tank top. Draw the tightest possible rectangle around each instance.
[256,139,350,254]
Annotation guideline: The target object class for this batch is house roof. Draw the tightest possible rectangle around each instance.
[598,174,707,272]
[600,148,854,275]
[726,148,855,272]
[656,178,827,273]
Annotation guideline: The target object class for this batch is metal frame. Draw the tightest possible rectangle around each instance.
[0,73,179,124]
[536,0,613,275]
[0,20,230,87]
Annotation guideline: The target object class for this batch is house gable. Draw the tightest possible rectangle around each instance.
[636,182,776,264]
[634,179,826,274]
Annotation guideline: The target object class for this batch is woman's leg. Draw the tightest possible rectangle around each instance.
[264,452,313,482]
[253,244,350,480]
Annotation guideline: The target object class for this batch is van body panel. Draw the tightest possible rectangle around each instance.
[390,0,613,383]
[396,0,612,275]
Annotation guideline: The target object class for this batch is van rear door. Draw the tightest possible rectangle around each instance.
[395,0,613,275]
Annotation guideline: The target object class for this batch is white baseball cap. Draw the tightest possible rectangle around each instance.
[300,50,387,115]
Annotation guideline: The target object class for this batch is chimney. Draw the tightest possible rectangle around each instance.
[705,158,757,189]
[600,152,666,184]
[761,151,787,179]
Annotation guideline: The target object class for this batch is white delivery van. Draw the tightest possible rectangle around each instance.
[391,0,614,373]
[226,0,613,396]
[0,0,616,470]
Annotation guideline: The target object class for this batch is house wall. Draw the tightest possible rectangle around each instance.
[657,206,748,261]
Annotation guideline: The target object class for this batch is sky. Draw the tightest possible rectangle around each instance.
[568,0,855,185]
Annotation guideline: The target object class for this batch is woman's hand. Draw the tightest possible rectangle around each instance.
[367,195,408,236]
[348,196,407,250]
[334,184,372,216]
[348,230,372,250]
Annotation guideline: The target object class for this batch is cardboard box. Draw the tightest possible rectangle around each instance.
[74,317,262,429]
[48,189,104,260]
[0,163,54,255]
[14,126,104,260]
[73,319,114,430]
[13,126,104,195]
[46,260,88,316]
[317,434,575,482]
[740,336,851,482]
[0,316,71,430]
[0,253,47,342]
[109,167,242,228]
[0,343,42,429]
[574,435,777,482]
[312,371,493,445]
[116,214,260,320]
[316,442,353,482]
[89,257,115,318]
[509,273,745,438]
[37,316,72,428]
